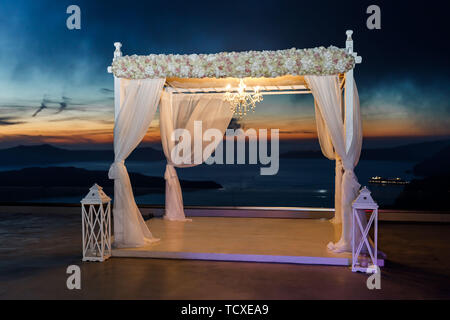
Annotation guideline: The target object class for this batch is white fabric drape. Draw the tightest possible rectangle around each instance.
[314,101,343,224]
[160,92,234,221]
[108,78,165,247]
[306,75,363,253]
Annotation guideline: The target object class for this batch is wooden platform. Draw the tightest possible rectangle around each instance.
[112,217,384,266]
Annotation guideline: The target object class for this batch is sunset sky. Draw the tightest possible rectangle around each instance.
[0,0,449,149]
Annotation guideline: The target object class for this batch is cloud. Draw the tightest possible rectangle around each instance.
[32,103,47,117]
[0,129,114,148]
[278,130,315,134]
[0,116,26,126]
[46,116,114,125]
[360,79,450,134]
[227,118,242,130]
[0,1,449,146]
[100,88,114,94]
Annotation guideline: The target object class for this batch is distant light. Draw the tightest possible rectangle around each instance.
[318,189,327,193]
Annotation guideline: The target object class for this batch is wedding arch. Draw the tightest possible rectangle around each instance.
[106,30,363,253]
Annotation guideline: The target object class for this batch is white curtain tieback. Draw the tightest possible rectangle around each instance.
[336,158,343,170]
[342,168,355,176]
[164,164,178,180]
[108,160,125,179]
[342,169,360,189]
[342,160,354,172]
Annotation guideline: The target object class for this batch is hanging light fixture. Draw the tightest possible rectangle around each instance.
[224,79,263,117]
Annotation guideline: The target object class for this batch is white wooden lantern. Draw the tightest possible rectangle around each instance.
[81,184,112,262]
[352,186,379,273]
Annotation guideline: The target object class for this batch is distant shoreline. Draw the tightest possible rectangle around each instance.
[0,166,222,202]
[1,139,450,166]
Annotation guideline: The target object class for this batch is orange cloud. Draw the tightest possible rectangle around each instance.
[0,108,446,148]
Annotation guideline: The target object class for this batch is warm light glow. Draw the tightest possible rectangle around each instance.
[224,79,263,117]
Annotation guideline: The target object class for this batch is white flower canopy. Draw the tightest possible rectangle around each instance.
[111,46,355,80]
[107,30,364,254]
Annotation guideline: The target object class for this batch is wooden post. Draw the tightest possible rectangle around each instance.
[107,42,122,120]
[113,42,122,120]
[107,43,123,244]
[344,31,354,153]
[344,30,362,153]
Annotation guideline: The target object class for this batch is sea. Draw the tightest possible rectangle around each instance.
[0,158,416,208]
[0,158,416,279]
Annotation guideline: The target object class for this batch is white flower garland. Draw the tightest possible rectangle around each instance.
[111,46,354,79]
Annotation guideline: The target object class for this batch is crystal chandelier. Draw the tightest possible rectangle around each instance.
[224,79,263,117]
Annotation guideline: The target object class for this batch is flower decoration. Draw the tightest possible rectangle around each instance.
[111,46,354,79]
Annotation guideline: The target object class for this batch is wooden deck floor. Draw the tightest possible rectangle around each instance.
[112,217,365,266]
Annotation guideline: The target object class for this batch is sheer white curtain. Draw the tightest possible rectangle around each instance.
[314,102,343,224]
[160,92,234,221]
[108,78,165,247]
[306,75,363,252]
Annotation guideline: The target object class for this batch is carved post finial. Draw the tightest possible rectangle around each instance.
[344,30,362,63]
[346,30,353,41]
[113,42,122,58]
[346,30,354,54]
[346,30,353,52]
